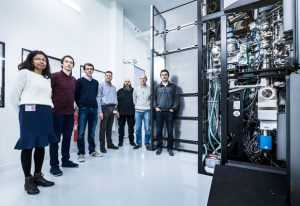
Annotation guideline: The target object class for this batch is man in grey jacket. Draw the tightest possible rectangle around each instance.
[133,74,151,150]
[153,69,179,156]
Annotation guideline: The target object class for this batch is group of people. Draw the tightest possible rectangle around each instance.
[10,50,179,195]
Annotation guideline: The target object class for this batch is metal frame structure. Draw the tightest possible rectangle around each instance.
[198,0,296,171]
[0,41,5,108]
[150,1,201,167]
[221,0,291,171]
[151,5,299,202]
[150,0,299,204]
[199,0,299,205]
[198,0,222,174]
[197,0,204,174]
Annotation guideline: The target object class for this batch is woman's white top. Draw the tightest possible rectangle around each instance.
[10,69,53,110]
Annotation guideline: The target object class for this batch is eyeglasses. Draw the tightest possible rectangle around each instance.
[85,68,94,71]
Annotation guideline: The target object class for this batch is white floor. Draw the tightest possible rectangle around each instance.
[0,140,212,206]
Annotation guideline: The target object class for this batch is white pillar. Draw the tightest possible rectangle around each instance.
[108,1,124,89]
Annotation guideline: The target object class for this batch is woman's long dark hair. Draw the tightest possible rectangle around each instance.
[18,50,51,78]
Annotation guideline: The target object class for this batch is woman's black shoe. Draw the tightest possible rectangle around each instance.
[24,176,40,195]
[34,173,55,187]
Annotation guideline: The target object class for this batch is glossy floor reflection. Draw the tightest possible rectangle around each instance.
[0,141,212,206]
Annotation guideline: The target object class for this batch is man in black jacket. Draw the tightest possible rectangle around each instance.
[154,69,179,156]
[117,79,136,147]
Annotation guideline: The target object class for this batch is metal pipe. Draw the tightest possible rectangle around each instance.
[155,45,198,56]
[162,137,198,144]
[198,0,205,174]
[154,0,197,16]
[202,0,207,46]
[155,21,198,35]
[220,15,228,165]
[150,5,155,150]
[162,146,198,154]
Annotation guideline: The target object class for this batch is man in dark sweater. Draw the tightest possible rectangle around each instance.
[50,55,79,177]
[75,63,102,163]
[116,79,136,147]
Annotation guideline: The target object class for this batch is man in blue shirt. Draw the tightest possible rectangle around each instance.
[75,63,103,163]
[97,71,119,153]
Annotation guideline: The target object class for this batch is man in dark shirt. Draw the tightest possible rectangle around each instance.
[154,69,179,156]
[75,63,102,163]
[50,55,78,176]
[116,79,136,147]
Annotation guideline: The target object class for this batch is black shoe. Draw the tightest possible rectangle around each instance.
[100,147,107,153]
[118,142,123,147]
[133,145,141,150]
[156,147,162,155]
[107,144,119,149]
[61,160,79,168]
[34,173,55,187]
[49,166,63,176]
[145,144,151,151]
[168,149,174,156]
[130,142,137,147]
[24,176,40,195]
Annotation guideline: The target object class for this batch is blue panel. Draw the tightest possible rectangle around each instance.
[258,135,272,150]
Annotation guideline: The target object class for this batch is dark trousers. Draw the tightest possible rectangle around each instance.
[99,105,115,148]
[118,115,135,144]
[50,114,74,166]
[77,107,98,155]
[156,111,174,149]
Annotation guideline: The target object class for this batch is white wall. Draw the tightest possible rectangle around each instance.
[122,18,150,88]
[0,0,149,169]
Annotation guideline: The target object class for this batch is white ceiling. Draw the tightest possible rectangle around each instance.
[99,0,192,31]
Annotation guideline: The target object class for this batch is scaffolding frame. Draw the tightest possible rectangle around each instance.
[150,1,204,174]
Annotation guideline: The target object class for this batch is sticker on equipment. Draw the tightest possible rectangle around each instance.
[233,110,240,117]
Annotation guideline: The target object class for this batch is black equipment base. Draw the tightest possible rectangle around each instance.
[207,165,288,206]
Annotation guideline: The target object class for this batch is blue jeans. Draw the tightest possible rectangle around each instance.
[50,114,74,166]
[135,110,150,146]
[77,107,98,155]
[156,111,174,149]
